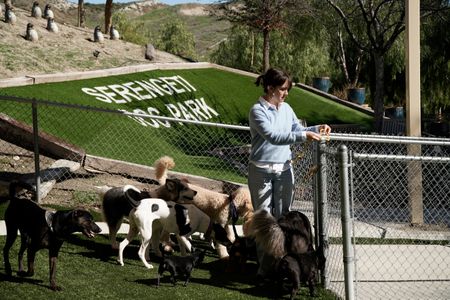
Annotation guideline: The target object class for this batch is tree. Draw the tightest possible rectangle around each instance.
[421,8,450,115]
[78,0,85,28]
[212,0,312,72]
[105,0,113,34]
[211,21,333,84]
[325,0,449,133]
[159,20,196,59]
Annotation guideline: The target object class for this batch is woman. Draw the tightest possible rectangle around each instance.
[248,68,331,278]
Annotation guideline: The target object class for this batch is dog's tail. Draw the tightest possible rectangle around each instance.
[94,185,112,198]
[248,209,286,258]
[154,156,175,185]
[1,180,35,203]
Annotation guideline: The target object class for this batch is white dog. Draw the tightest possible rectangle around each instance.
[117,198,170,269]
[152,201,213,257]
[117,199,218,269]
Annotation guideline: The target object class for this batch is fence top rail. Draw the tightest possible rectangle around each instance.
[330,132,450,146]
[352,152,450,163]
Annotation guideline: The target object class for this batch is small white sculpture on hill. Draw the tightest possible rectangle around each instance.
[31,1,42,18]
[94,25,104,43]
[46,17,58,33]
[110,25,119,40]
[5,5,16,25]
[43,4,54,19]
[25,23,39,42]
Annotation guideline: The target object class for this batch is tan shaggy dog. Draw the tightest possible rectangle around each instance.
[154,156,253,259]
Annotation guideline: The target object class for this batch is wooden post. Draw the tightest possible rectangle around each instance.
[405,0,423,225]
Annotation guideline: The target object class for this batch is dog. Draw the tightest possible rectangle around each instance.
[157,248,206,287]
[154,156,254,258]
[151,201,212,257]
[117,198,171,269]
[249,209,314,259]
[226,235,257,273]
[152,202,234,258]
[276,250,325,299]
[2,180,101,291]
[118,197,230,268]
[99,179,197,249]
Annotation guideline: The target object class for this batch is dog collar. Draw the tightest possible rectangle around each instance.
[45,210,56,232]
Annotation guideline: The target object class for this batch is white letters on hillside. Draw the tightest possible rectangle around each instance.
[81,75,219,128]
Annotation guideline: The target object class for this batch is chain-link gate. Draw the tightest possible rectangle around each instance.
[327,134,450,300]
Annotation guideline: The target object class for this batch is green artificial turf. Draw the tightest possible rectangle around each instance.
[0,233,336,299]
[0,67,372,183]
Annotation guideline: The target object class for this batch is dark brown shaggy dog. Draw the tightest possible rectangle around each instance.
[249,209,314,259]
[2,181,101,291]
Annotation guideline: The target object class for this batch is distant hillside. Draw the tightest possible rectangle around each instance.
[0,2,186,79]
[0,1,228,78]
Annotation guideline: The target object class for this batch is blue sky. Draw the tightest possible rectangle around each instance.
[70,1,215,5]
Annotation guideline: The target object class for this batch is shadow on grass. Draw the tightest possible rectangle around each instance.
[0,272,47,288]
[62,234,281,298]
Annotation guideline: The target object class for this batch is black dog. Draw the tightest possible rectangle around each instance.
[2,180,101,291]
[277,250,325,299]
[157,248,206,287]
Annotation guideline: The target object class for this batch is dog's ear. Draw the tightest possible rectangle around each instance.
[166,179,176,191]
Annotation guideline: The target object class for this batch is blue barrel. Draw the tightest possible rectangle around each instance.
[312,77,331,93]
[347,87,366,105]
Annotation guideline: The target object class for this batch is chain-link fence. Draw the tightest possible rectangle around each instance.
[1,97,449,299]
[322,134,450,300]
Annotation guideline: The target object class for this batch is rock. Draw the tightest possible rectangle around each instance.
[145,43,155,60]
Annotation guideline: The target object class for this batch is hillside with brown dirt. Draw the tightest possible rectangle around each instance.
[0,2,186,80]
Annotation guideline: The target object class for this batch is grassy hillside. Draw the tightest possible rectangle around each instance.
[0,67,372,182]
[134,4,230,59]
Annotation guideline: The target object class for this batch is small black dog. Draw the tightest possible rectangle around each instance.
[277,250,325,299]
[157,248,206,287]
[2,180,102,291]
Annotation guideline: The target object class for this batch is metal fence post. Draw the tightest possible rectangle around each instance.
[317,139,329,288]
[32,100,41,202]
[338,144,355,300]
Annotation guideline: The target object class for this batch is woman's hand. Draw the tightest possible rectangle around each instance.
[306,131,322,141]
[319,124,332,135]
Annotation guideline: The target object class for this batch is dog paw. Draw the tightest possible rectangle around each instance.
[17,270,33,277]
[50,285,63,291]
[144,264,154,269]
